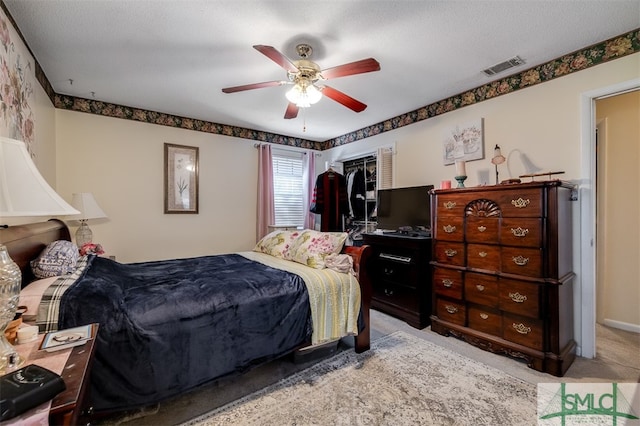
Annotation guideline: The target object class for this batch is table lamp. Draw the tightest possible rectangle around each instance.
[70,193,107,248]
[491,144,506,184]
[0,136,80,372]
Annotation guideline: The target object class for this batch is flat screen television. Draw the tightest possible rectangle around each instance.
[375,185,434,231]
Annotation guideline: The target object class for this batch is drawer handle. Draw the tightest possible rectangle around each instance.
[513,323,531,335]
[511,198,531,209]
[512,255,529,266]
[445,305,458,314]
[478,251,488,258]
[384,267,395,275]
[442,279,453,288]
[384,288,395,296]
[444,249,458,257]
[476,284,485,292]
[477,225,487,232]
[510,227,529,237]
[479,313,489,320]
[509,292,528,303]
[443,201,457,209]
[443,224,457,233]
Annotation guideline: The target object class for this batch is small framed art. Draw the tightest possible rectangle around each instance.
[442,118,484,165]
[164,143,199,214]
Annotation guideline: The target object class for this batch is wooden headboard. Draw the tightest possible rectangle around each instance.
[0,219,71,286]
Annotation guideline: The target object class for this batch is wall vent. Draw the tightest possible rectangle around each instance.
[483,56,525,76]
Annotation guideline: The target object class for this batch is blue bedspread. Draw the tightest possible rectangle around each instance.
[58,254,312,412]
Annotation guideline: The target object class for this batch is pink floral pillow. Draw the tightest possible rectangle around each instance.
[253,230,300,260]
[288,230,348,269]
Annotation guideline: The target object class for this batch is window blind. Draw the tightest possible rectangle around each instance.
[377,146,394,190]
[272,150,304,227]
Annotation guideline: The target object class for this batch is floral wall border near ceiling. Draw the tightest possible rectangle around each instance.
[19,21,639,152]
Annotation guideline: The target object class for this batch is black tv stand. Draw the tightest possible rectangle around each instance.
[362,232,432,328]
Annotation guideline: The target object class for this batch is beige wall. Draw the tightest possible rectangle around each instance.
[595,91,640,329]
[54,111,260,262]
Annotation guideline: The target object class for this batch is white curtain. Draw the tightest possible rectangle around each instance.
[256,144,274,241]
[303,151,316,230]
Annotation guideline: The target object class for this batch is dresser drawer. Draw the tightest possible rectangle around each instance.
[495,188,544,217]
[466,217,499,244]
[433,242,465,267]
[434,217,464,241]
[433,268,463,299]
[502,313,544,350]
[376,255,413,287]
[501,246,543,277]
[501,218,543,248]
[499,278,540,318]
[435,194,470,217]
[436,298,466,326]
[468,305,501,335]
[465,272,498,307]
[467,243,500,271]
[373,282,420,312]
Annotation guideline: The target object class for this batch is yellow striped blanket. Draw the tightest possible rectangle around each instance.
[239,251,361,345]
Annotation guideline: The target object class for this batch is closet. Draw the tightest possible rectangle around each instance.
[343,154,378,233]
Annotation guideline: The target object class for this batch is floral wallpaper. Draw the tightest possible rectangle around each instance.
[0,6,35,155]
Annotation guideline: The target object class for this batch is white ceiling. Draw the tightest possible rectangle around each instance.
[4,0,639,143]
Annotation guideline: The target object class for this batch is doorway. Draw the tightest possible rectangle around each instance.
[580,79,640,358]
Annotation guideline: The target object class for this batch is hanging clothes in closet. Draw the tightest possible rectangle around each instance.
[309,169,349,232]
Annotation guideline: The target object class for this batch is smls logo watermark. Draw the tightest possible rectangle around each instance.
[538,383,640,425]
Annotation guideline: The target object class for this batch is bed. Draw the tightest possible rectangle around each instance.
[1,219,372,414]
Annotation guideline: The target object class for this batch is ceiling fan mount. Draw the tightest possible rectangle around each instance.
[222,43,380,119]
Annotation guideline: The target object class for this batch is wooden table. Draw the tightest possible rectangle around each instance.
[49,323,99,425]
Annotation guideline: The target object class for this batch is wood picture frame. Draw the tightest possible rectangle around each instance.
[164,143,199,214]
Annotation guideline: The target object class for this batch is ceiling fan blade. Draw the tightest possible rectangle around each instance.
[320,58,380,80]
[253,45,299,73]
[284,102,299,119]
[321,85,367,113]
[222,80,285,93]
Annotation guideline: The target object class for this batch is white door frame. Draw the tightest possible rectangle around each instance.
[579,78,640,358]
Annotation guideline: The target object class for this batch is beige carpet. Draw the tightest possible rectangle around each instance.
[181,331,538,426]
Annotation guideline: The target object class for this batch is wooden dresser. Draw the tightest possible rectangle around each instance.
[362,233,432,328]
[430,181,576,376]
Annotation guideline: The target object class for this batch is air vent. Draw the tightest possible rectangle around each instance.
[483,56,525,76]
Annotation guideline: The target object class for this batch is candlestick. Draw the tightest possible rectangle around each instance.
[454,175,467,188]
[455,160,466,176]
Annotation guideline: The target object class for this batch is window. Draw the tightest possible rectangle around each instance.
[272,149,305,227]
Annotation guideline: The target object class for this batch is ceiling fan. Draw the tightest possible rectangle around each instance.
[222,44,381,119]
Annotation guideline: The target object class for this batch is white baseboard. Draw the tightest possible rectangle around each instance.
[602,319,640,334]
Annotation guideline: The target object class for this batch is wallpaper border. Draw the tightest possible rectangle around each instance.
[3,1,638,152]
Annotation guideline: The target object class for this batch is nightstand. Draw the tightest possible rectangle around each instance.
[11,324,99,425]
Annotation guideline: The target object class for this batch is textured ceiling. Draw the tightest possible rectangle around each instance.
[4,0,640,142]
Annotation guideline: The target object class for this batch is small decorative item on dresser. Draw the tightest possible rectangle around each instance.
[454,160,467,188]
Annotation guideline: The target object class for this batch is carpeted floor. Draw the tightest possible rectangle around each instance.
[96,310,640,425]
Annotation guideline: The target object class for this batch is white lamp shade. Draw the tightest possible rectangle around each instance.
[0,137,80,217]
[70,193,107,221]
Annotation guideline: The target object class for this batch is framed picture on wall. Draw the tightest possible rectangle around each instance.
[164,143,199,214]
[442,118,484,165]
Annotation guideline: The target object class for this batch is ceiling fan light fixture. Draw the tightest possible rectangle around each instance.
[286,82,322,108]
